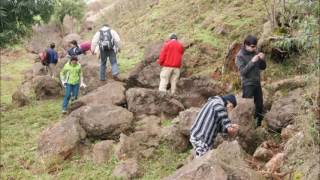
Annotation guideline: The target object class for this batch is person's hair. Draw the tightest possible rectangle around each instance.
[50,43,55,49]
[244,35,258,46]
[102,24,110,27]
[70,56,78,61]
[169,33,178,40]
[70,40,78,47]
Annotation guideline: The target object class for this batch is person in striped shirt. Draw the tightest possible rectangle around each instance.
[190,94,239,157]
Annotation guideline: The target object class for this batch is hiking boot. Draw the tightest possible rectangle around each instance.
[255,117,262,128]
[112,75,121,81]
[62,110,67,114]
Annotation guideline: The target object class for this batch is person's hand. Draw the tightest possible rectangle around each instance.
[227,124,239,137]
[251,55,260,63]
[258,52,265,60]
[61,81,67,88]
[80,83,87,88]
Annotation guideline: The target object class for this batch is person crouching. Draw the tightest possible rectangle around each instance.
[190,94,239,157]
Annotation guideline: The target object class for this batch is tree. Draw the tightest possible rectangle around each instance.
[53,0,85,24]
[0,0,55,48]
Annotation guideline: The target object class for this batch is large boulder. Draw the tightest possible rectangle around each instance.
[33,76,63,100]
[71,81,126,111]
[71,104,134,139]
[127,42,162,88]
[264,88,305,132]
[176,76,226,108]
[126,88,185,118]
[229,96,270,154]
[175,107,200,136]
[164,141,265,180]
[115,116,162,160]
[38,116,86,160]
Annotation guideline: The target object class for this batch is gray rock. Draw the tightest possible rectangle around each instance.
[71,81,126,111]
[32,76,63,100]
[265,89,305,131]
[176,76,225,108]
[112,158,141,179]
[164,141,265,180]
[175,107,200,136]
[91,140,115,164]
[38,116,86,160]
[126,88,184,118]
[72,105,134,139]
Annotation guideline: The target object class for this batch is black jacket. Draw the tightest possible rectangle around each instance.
[236,47,266,86]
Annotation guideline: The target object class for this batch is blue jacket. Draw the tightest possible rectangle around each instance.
[67,47,83,57]
[47,48,58,64]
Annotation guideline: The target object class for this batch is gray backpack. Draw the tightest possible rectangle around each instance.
[99,29,114,51]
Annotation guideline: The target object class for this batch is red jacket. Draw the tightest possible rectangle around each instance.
[158,39,184,68]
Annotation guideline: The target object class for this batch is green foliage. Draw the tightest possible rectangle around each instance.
[53,0,85,24]
[0,0,55,47]
[273,15,317,55]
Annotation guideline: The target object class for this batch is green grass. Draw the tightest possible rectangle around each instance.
[118,50,143,73]
[0,99,62,179]
[139,144,190,180]
[1,56,33,105]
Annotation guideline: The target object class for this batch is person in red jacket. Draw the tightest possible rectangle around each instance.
[157,33,184,94]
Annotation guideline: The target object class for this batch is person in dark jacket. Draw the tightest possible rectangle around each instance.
[236,35,266,127]
[190,94,239,157]
[67,40,83,57]
[157,33,184,94]
[46,43,58,78]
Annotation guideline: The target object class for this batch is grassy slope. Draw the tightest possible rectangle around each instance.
[1,0,319,179]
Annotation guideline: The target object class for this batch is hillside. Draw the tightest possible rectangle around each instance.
[1,0,319,179]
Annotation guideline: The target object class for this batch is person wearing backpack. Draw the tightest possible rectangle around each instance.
[67,40,83,57]
[157,33,184,94]
[46,43,58,78]
[60,56,87,113]
[91,24,121,81]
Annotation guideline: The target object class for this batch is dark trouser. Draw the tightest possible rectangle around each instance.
[242,84,264,125]
[99,48,119,80]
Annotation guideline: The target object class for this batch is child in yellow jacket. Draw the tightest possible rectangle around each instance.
[60,56,86,113]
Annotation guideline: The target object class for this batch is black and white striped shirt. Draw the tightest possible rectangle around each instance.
[190,96,231,147]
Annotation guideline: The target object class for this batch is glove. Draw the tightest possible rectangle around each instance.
[61,80,66,88]
[80,83,87,88]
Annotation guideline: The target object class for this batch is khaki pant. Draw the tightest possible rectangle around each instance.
[48,63,56,78]
[159,67,180,94]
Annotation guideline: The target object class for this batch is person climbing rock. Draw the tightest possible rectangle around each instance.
[91,24,121,81]
[190,94,239,157]
[236,35,266,128]
[67,40,83,57]
[157,33,184,94]
[60,56,86,113]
